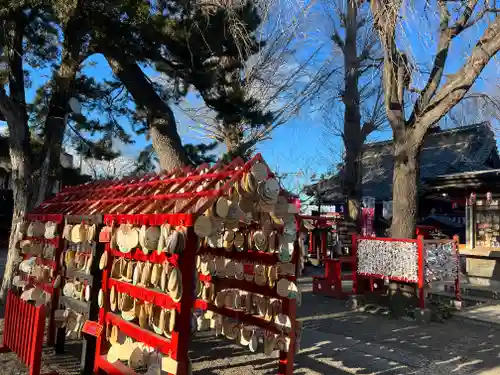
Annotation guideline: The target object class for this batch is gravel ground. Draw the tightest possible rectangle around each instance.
[1,267,500,374]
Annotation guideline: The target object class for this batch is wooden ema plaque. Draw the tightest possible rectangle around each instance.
[82,321,103,338]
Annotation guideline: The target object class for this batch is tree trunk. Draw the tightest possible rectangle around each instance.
[149,113,189,172]
[0,12,33,302]
[104,52,189,172]
[390,143,420,238]
[0,112,33,302]
[342,0,362,224]
[0,141,33,301]
[224,125,250,161]
[343,146,361,222]
[37,3,86,205]
[224,127,241,154]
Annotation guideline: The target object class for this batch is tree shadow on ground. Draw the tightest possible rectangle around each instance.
[190,272,500,375]
[1,271,500,374]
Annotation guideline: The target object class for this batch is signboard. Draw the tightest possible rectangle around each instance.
[81,320,103,337]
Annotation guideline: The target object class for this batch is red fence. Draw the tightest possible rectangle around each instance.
[0,291,57,375]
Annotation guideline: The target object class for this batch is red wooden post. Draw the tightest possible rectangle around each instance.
[172,226,197,375]
[29,303,46,375]
[309,231,314,256]
[0,291,51,375]
[278,240,299,375]
[321,231,327,261]
[12,291,20,354]
[351,233,358,294]
[417,235,425,309]
[334,261,342,293]
[453,235,461,302]
[278,296,296,375]
[20,300,29,363]
[94,243,110,373]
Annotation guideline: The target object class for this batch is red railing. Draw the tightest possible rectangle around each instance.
[0,291,57,375]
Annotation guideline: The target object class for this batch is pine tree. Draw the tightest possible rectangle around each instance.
[91,1,273,163]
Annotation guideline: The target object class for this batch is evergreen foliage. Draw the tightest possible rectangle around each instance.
[1,0,274,176]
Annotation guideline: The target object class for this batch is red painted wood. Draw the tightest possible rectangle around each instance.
[21,300,30,364]
[108,248,179,266]
[197,301,283,334]
[357,235,418,243]
[96,219,199,375]
[1,291,53,375]
[96,355,137,375]
[320,231,327,261]
[107,279,179,311]
[417,235,425,309]
[81,321,104,337]
[351,233,358,294]
[105,313,173,354]
[12,292,20,354]
[281,270,297,375]
[172,227,197,375]
[357,273,419,283]
[453,235,461,302]
[314,237,357,299]
[95,242,111,373]
[31,154,264,215]
[198,247,284,266]
[31,154,293,374]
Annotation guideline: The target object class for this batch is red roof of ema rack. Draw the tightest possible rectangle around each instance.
[30,154,272,219]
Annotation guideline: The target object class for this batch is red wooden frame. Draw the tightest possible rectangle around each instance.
[19,215,64,346]
[94,215,198,375]
[196,241,298,375]
[0,291,57,375]
[453,235,462,302]
[316,232,460,311]
[353,235,426,309]
[31,155,266,217]
[19,153,299,374]
[298,215,342,262]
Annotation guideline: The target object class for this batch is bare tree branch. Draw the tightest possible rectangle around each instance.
[411,14,500,144]
[370,0,500,238]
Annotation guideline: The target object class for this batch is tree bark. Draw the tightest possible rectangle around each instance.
[2,150,33,301]
[223,125,253,161]
[390,142,420,238]
[37,8,84,205]
[370,1,500,239]
[341,0,362,224]
[224,126,241,155]
[0,3,87,300]
[0,12,33,302]
[103,51,189,172]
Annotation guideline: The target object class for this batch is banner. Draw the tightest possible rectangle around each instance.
[362,207,375,237]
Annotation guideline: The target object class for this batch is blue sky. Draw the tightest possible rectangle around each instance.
[8,2,500,192]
